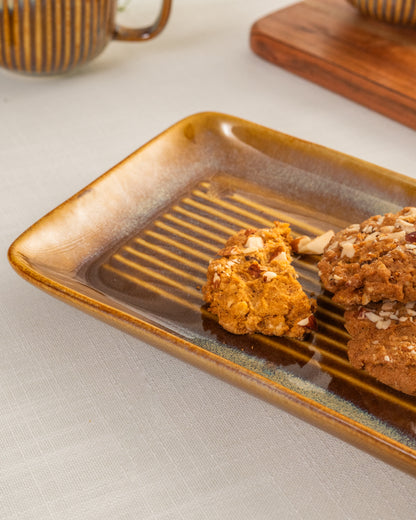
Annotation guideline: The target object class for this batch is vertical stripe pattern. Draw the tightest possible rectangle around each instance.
[0,0,115,75]
[348,0,416,24]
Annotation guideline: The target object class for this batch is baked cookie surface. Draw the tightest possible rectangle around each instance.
[202,223,315,338]
[318,207,416,306]
[344,301,416,395]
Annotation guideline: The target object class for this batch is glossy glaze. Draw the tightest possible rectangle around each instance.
[0,0,171,75]
[8,113,416,474]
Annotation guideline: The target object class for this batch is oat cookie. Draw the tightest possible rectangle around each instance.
[202,222,315,338]
[344,300,416,395]
[318,207,416,306]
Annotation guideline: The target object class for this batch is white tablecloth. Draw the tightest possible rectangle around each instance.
[2,1,416,518]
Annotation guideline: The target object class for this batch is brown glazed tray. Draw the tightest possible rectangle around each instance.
[250,0,416,131]
[8,112,416,475]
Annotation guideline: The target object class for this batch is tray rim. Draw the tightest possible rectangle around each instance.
[8,111,416,476]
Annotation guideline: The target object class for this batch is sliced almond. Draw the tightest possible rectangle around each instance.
[291,236,311,254]
[340,241,355,258]
[376,319,391,330]
[294,230,335,255]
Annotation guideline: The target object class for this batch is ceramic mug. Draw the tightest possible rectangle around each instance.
[347,0,416,25]
[0,0,172,75]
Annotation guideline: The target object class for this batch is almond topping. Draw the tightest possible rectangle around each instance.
[263,271,277,282]
[380,226,395,233]
[291,236,311,254]
[269,246,285,261]
[403,208,416,218]
[364,231,380,242]
[395,218,415,232]
[346,224,360,232]
[365,312,380,323]
[379,311,392,317]
[295,230,334,255]
[297,315,317,330]
[340,241,355,258]
[243,235,264,252]
[378,231,405,241]
[271,251,287,263]
[362,225,374,234]
[376,319,391,330]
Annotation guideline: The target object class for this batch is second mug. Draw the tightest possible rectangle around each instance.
[0,0,172,75]
[347,0,416,25]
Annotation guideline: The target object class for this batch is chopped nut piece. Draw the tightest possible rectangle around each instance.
[404,208,416,218]
[378,231,405,241]
[362,225,374,233]
[379,311,392,317]
[297,315,317,329]
[243,235,264,252]
[365,311,380,323]
[364,231,380,242]
[271,251,287,263]
[263,271,277,282]
[340,241,355,258]
[376,319,391,330]
[269,246,284,261]
[290,236,311,254]
[405,231,416,243]
[248,262,262,278]
[395,218,415,232]
[292,230,334,255]
[380,226,395,233]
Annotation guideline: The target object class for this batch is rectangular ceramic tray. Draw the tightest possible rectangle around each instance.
[9,112,416,475]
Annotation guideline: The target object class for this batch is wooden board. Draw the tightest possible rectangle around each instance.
[250,0,416,130]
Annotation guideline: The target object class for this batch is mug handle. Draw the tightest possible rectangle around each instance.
[113,0,172,41]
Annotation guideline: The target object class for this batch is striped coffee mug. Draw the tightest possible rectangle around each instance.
[0,0,172,75]
[347,0,416,25]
